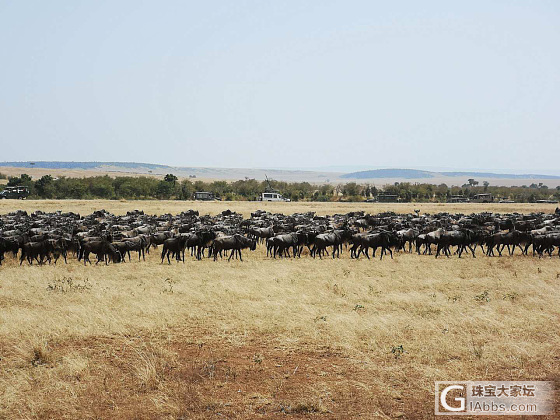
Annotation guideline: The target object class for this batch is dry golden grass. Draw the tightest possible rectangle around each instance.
[0,200,559,419]
[1,199,558,217]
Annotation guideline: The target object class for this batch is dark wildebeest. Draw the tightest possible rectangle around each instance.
[44,238,68,264]
[19,241,50,265]
[485,231,527,256]
[268,232,307,258]
[312,229,353,259]
[356,231,397,260]
[435,230,475,258]
[213,234,256,261]
[183,230,217,260]
[150,232,174,251]
[396,228,419,253]
[81,240,121,265]
[124,236,149,261]
[349,232,371,259]
[422,228,444,255]
[0,237,21,265]
[532,233,560,257]
[249,226,276,243]
[161,235,189,264]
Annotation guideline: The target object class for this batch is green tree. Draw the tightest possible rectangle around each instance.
[179,179,195,200]
[342,182,361,197]
[35,175,55,198]
[156,180,174,199]
[164,174,178,186]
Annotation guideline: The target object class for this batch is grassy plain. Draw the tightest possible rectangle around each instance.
[0,200,558,419]
[0,199,559,217]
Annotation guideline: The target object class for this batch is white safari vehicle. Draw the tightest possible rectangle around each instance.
[258,192,290,202]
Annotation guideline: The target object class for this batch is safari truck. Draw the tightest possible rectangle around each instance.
[258,191,290,202]
[0,186,30,199]
[257,175,291,202]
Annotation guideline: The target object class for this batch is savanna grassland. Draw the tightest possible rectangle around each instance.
[0,200,559,419]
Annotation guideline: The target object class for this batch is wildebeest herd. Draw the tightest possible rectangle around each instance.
[1,208,560,266]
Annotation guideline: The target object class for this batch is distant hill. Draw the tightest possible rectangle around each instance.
[342,168,560,180]
[0,161,171,170]
[0,161,339,182]
[340,169,434,179]
[2,162,560,184]
[439,171,560,180]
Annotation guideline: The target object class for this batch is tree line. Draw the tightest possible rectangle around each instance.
[1,172,559,203]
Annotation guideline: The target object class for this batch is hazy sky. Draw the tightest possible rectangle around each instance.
[1,1,559,172]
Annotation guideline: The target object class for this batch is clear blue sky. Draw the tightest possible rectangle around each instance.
[1,1,558,172]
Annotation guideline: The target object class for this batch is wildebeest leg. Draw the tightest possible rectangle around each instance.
[228,249,235,261]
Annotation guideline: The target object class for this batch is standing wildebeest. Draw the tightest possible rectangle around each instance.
[81,240,121,265]
[161,235,189,264]
[183,230,217,260]
[485,231,528,256]
[422,228,444,255]
[267,232,307,258]
[396,228,419,253]
[355,231,398,260]
[20,241,50,265]
[312,229,353,259]
[124,236,149,261]
[249,226,276,243]
[150,232,174,250]
[212,234,256,261]
[532,233,560,257]
[435,230,476,258]
[0,237,21,265]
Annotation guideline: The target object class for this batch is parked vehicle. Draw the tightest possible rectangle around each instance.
[0,186,30,199]
[193,191,215,201]
[257,175,290,202]
[258,192,290,202]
